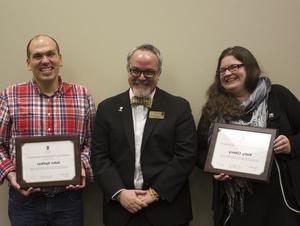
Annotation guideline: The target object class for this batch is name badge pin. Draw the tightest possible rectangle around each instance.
[149,111,165,119]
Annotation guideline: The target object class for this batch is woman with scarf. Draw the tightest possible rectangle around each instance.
[197,46,300,226]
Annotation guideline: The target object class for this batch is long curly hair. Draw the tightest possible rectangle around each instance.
[202,46,261,127]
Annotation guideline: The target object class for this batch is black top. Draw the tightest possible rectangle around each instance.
[197,85,300,226]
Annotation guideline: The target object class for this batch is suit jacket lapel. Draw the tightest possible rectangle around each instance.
[141,88,165,152]
[120,91,135,154]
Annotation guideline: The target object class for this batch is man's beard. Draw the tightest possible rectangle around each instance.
[131,79,154,97]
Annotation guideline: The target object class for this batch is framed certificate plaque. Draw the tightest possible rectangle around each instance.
[204,123,277,182]
[15,135,81,188]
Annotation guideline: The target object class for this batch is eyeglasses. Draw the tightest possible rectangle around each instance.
[129,68,157,78]
[219,64,244,76]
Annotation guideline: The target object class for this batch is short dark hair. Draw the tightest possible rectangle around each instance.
[216,46,261,93]
[127,44,162,74]
[26,34,61,59]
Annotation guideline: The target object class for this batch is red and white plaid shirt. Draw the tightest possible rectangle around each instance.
[0,77,96,193]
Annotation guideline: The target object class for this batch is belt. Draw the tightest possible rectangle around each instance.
[10,186,79,198]
[33,190,67,198]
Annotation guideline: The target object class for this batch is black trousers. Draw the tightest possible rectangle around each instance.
[125,210,189,226]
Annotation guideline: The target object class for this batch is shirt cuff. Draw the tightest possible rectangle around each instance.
[111,188,125,200]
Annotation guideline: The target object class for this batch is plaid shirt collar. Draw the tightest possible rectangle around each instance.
[31,76,65,97]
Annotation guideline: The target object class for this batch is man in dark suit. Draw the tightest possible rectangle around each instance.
[91,44,197,226]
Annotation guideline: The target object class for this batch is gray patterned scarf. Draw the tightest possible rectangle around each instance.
[217,76,272,219]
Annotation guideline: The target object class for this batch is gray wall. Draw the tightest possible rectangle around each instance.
[0,0,300,225]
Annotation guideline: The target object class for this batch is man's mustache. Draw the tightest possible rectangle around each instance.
[132,79,151,86]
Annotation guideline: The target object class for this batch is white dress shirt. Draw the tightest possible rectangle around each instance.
[129,89,155,189]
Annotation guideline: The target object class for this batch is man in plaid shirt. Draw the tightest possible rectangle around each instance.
[0,34,96,226]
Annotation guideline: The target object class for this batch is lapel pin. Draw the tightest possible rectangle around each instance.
[118,106,123,112]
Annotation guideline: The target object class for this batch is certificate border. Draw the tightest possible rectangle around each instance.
[15,135,81,188]
[204,123,277,182]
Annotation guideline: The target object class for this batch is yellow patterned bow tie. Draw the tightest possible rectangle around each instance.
[130,96,152,108]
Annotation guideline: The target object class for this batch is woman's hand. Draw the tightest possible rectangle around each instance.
[213,173,232,181]
[274,135,291,154]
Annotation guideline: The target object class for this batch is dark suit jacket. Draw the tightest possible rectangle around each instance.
[92,88,197,226]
